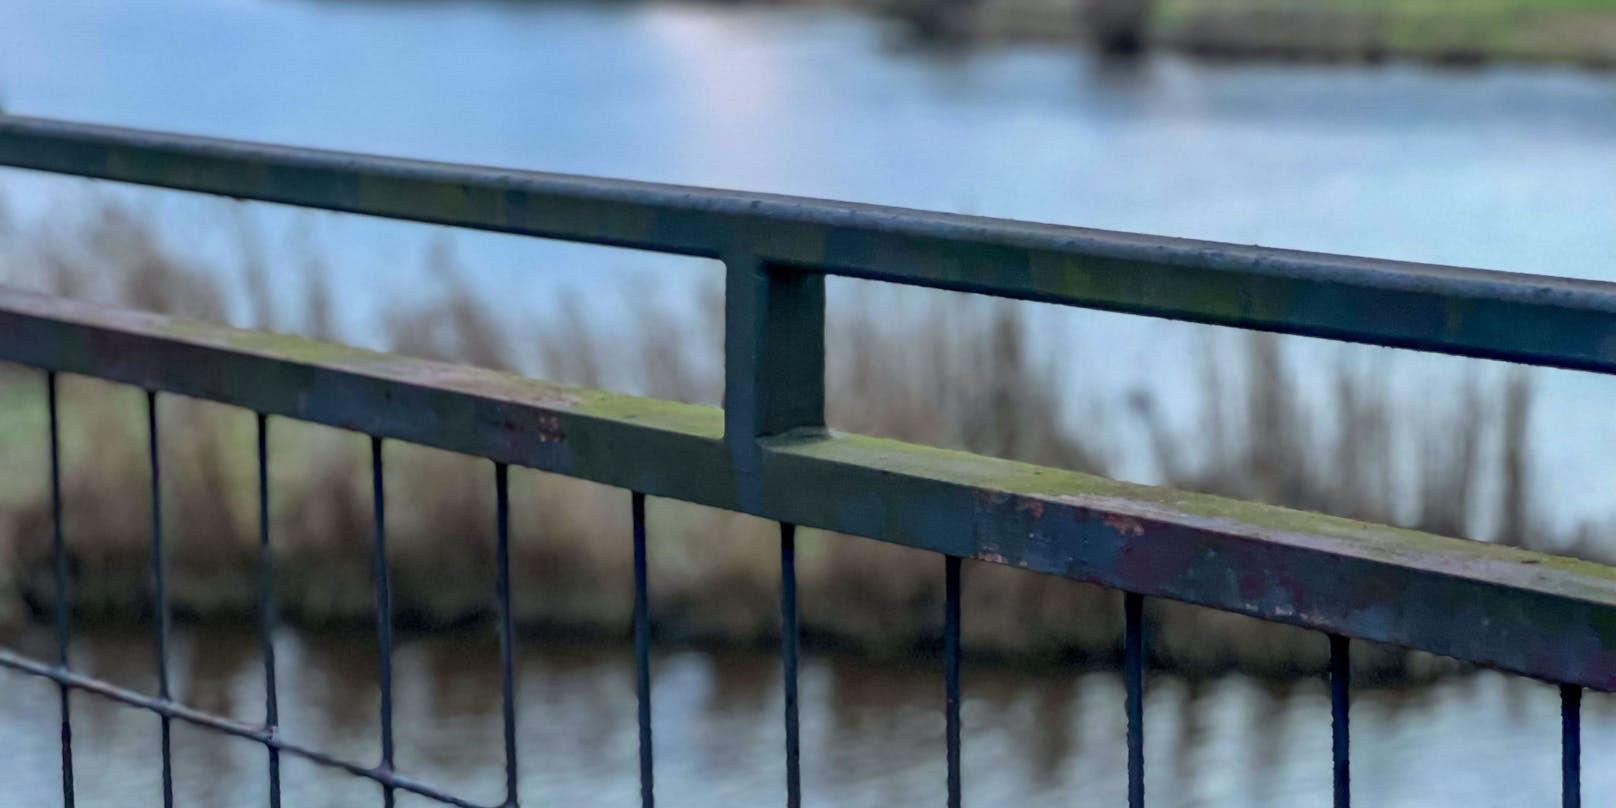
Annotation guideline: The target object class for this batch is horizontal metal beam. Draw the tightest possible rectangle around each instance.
[4,115,1616,373]
[3,286,1614,689]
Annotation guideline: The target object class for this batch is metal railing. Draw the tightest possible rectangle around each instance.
[1,114,1615,808]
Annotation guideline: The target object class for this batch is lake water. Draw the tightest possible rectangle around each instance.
[5,0,1616,804]
[0,624,1611,807]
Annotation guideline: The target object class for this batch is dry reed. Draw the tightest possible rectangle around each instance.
[0,197,1577,680]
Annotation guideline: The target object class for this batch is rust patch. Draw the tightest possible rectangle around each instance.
[974,488,1010,506]
[1013,497,1045,518]
[1105,514,1145,537]
[534,414,565,443]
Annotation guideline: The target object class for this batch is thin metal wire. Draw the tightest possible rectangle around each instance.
[1330,634,1350,808]
[47,372,74,808]
[0,648,494,808]
[1562,683,1581,808]
[494,463,518,807]
[632,491,654,808]
[781,523,801,808]
[146,390,174,808]
[944,555,961,808]
[257,414,282,808]
[1125,591,1145,808]
[371,436,396,808]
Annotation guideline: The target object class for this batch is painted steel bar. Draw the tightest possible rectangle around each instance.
[5,291,1616,691]
[0,649,496,808]
[6,116,1616,375]
[780,524,801,808]
[46,372,74,808]
[146,391,175,808]
[371,437,397,807]
[944,555,962,808]
[1563,684,1581,808]
[723,257,826,520]
[494,463,519,808]
[723,258,825,464]
[1125,592,1145,808]
[1330,634,1350,808]
[257,413,282,808]
[632,492,654,808]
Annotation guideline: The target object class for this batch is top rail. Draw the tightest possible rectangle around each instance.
[4,115,1616,374]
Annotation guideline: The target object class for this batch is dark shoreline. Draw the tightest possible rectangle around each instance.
[840,0,1616,72]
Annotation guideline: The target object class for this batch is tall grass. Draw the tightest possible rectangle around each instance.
[0,197,1576,680]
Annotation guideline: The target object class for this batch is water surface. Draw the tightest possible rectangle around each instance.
[0,625,1608,807]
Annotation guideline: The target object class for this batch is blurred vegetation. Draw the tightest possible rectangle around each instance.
[1153,0,1616,66]
[0,196,1597,683]
[891,0,1616,67]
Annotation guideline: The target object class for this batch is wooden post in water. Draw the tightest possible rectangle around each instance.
[1083,0,1153,55]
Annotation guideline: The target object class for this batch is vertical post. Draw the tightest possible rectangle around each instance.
[147,391,174,808]
[1562,684,1581,808]
[781,523,801,808]
[257,414,282,808]
[370,437,395,808]
[47,372,74,808]
[1125,591,1145,808]
[722,256,826,480]
[632,491,654,808]
[1330,634,1350,808]
[495,463,519,807]
[944,555,962,808]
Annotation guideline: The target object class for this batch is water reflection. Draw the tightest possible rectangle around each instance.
[0,625,1605,806]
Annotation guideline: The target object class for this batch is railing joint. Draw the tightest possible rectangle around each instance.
[722,255,826,493]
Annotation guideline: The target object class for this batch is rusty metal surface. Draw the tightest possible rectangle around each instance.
[6,114,1616,373]
[3,286,1615,690]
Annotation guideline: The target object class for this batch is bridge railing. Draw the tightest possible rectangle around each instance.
[1,114,1614,808]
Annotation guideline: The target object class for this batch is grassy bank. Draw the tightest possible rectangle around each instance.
[882,0,1616,69]
[1154,0,1616,67]
[0,198,1595,682]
